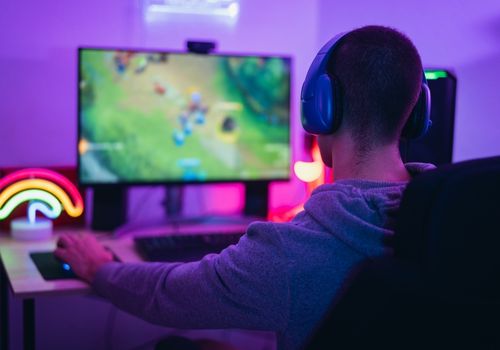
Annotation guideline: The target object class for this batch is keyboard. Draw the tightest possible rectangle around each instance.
[134,232,244,262]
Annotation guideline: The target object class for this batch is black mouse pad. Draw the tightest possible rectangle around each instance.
[30,252,77,280]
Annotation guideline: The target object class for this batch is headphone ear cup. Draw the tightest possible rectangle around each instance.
[301,74,336,135]
[300,32,347,135]
[315,74,334,134]
[402,83,431,139]
[310,74,342,134]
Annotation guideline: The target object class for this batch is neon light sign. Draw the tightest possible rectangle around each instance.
[0,169,84,239]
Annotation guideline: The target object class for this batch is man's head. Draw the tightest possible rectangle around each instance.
[316,26,423,166]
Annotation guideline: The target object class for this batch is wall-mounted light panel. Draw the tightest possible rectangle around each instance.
[145,0,240,18]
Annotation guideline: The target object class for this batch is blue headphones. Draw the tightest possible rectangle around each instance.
[301,32,431,139]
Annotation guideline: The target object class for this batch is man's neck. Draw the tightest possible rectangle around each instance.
[332,140,410,182]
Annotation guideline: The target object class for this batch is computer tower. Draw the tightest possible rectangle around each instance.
[400,70,457,166]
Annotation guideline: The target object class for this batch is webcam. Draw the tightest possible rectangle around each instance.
[186,40,216,54]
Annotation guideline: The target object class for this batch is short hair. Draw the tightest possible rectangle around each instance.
[327,26,423,149]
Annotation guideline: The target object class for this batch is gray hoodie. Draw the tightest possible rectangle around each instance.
[93,163,435,349]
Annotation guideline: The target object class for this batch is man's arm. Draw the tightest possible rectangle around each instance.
[91,223,290,331]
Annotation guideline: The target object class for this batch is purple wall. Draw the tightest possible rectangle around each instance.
[0,0,321,220]
[1,1,318,349]
[317,0,500,161]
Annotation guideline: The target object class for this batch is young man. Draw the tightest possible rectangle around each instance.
[56,26,434,350]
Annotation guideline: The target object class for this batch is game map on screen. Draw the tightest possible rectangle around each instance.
[78,49,291,184]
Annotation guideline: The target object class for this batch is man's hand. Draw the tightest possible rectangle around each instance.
[54,233,115,283]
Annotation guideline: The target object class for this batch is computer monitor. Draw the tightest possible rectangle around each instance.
[77,48,291,186]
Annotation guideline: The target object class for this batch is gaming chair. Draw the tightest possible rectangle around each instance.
[303,156,500,349]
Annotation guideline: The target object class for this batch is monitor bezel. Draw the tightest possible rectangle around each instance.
[77,46,293,187]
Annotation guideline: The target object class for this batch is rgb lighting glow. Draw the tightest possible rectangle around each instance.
[425,70,448,80]
[0,169,84,224]
[270,140,327,223]
[294,143,324,183]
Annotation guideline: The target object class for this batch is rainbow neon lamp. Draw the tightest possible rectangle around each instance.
[0,169,84,240]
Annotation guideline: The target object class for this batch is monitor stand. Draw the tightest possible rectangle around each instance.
[91,187,127,231]
[244,182,269,218]
[164,185,184,218]
[113,183,269,237]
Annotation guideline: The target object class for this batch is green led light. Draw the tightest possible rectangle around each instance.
[425,70,448,80]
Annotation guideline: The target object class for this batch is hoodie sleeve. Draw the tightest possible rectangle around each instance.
[92,222,290,331]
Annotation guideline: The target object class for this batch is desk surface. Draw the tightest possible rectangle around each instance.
[0,221,251,299]
[0,229,139,298]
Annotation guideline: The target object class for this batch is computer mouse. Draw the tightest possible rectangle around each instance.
[53,253,72,272]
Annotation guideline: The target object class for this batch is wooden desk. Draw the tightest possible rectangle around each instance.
[0,228,146,350]
[0,221,252,350]
[1,229,93,350]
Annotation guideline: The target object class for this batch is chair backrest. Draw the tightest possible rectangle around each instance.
[304,156,500,350]
[395,156,500,301]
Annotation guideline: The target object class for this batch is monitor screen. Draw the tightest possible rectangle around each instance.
[78,48,291,185]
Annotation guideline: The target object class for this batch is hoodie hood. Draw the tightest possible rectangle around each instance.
[299,162,435,257]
